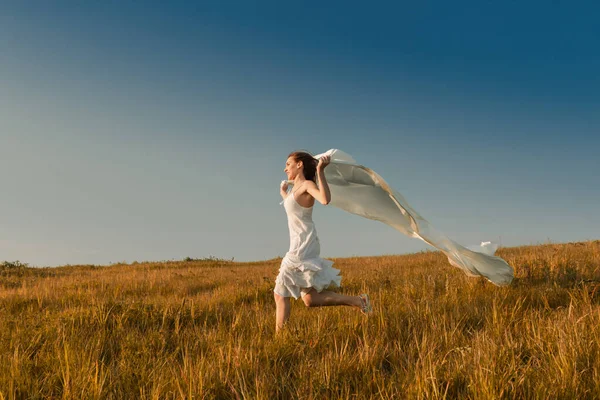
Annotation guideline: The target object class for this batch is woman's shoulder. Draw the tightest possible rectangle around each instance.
[303,180,318,189]
[297,180,317,193]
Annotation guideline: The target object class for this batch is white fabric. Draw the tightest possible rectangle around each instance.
[274,191,342,299]
[310,149,514,286]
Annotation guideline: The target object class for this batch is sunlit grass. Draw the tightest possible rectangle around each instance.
[1,240,599,399]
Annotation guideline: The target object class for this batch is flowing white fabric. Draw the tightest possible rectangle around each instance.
[311,149,514,286]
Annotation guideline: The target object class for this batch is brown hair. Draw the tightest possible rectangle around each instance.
[288,151,318,182]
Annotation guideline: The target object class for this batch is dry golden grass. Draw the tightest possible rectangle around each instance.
[1,240,600,399]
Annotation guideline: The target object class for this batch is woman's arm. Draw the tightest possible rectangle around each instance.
[305,156,331,205]
[280,180,289,200]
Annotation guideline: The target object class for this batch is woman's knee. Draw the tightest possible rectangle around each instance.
[274,292,288,305]
[302,293,314,307]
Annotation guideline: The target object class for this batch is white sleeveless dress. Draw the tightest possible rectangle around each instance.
[274,191,342,299]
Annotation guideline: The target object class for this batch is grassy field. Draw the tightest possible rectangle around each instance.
[1,240,600,399]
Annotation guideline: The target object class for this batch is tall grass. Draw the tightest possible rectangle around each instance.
[1,240,600,399]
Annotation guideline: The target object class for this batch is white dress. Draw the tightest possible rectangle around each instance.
[274,190,341,299]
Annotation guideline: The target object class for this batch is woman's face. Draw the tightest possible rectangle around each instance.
[284,157,302,180]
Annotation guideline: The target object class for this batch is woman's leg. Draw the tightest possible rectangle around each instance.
[274,292,291,332]
[302,289,363,309]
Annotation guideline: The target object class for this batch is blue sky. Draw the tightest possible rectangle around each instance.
[1,2,598,266]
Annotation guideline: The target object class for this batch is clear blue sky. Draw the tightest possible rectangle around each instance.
[1,2,598,266]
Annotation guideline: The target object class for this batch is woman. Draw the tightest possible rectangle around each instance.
[274,151,372,332]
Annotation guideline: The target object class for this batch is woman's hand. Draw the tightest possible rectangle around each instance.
[317,155,331,171]
[280,180,289,192]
